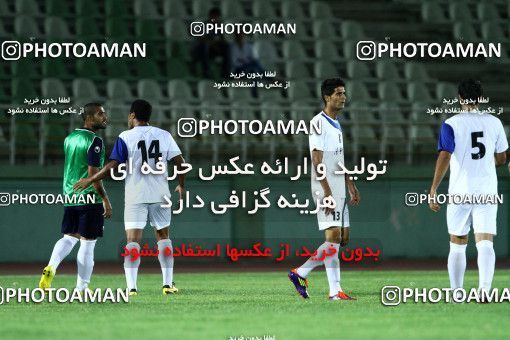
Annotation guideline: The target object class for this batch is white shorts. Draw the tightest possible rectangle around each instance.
[316,197,350,230]
[447,203,497,236]
[124,202,171,230]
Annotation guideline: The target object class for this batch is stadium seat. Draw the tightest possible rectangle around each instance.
[104,100,130,121]
[105,0,128,17]
[404,62,431,81]
[106,18,130,38]
[198,80,223,101]
[347,61,372,80]
[453,22,479,41]
[15,124,39,159]
[421,2,448,23]
[137,79,165,101]
[282,0,305,19]
[72,79,101,103]
[342,40,358,60]
[42,59,67,78]
[481,23,507,42]
[376,61,401,80]
[285,61,312,79]
[0,0,13,16]
[192,0,209,19]
[407,82,433,102]
[436,82,458,101]
[163,0,188,18]
[166,58,191,79]
[379,102,407,125]
[313,22,338,40]
[227,87,253,102]
[310,2,333,19]
[283,41,309,61]
[287,81,312,101]
[134,60,161,78]
[136,19,163,39]
[341,21,367,40]
[253,41,278,69]
[221,0,246,19]
[107,79,133,100]
[345,81,371,102]
[258,87,284,102]
[252,0,277,19]
[45,17,73,40]
[378,82,404,102]
[347,101,376,123]
[44,123,68,156]
[168,80,193,101]
[12,78,37,103]
[164,19,193,41]
[449,2,474,21]
[134,0,160,18]
[477,2,501,21]
[314,61,338,79]
[41,78,67,98]
[107,59,130,78]
[15,0,40,15]
[15,16,42,38]
[11,59,37,78]
[315,40,342,61]
[411,102,438,122]
[169,100,193,121]
[231,101,256,121]
[46,0,71,16]
[77,18,103,39]
[76,59,103,79]
[76,0,100,17]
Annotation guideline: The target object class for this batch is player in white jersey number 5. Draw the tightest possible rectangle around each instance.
[288,78,360,301]
[429,79,508,300]
[74,99,187,296]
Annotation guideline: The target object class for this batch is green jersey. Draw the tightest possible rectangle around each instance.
[63,128,105,206]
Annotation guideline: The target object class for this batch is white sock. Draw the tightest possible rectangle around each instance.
[76,239,96,291]
[324,243,341,296]
[448,242,467,290]
[476,240,495,291]
[296,242,332,278]
[157,239,174,286]
[48,235,79,271]
[124,242,141,290]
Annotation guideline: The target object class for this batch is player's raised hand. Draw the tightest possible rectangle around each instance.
[174,184,185,200]
[103,199,112,218]
[73,178,92,191]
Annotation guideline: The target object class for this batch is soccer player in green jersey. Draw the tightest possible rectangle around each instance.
[39,103,112,292]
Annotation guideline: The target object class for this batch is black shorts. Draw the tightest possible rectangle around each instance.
[61,204,104,239]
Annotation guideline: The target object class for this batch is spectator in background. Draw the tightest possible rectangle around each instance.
[230,33,264,75]
[191,7,230,78]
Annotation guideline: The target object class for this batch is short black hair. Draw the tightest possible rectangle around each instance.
[458,79,482,103]
[130,99,152,122]
[82,102,102,121]
[209,7,221,18]
[321,78,345,105]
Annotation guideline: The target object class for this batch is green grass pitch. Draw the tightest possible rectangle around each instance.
[1,270,510,339]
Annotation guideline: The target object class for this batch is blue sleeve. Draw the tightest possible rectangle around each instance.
[437,122,455,153]
[109,137,128,163]
[87,137,103,167]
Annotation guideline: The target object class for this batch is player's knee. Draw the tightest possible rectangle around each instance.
[340,235,350,247]
[325,229,341,243]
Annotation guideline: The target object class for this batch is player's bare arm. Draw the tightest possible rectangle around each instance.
[311,149,334,215]
[74,160,120,191]
[88,166,112,219]
[494,151,506,167]
[345,175,360,205]
[171,154,187,200]
[429,151,451,212]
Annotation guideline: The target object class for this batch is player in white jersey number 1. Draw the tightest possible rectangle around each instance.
[74,99,187,296]
[429,79,508,301]
[288,78,360,301]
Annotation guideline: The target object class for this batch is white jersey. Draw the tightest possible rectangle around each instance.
[309,111,346,199]
[110,125,181,204]
[438,110,508,195]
